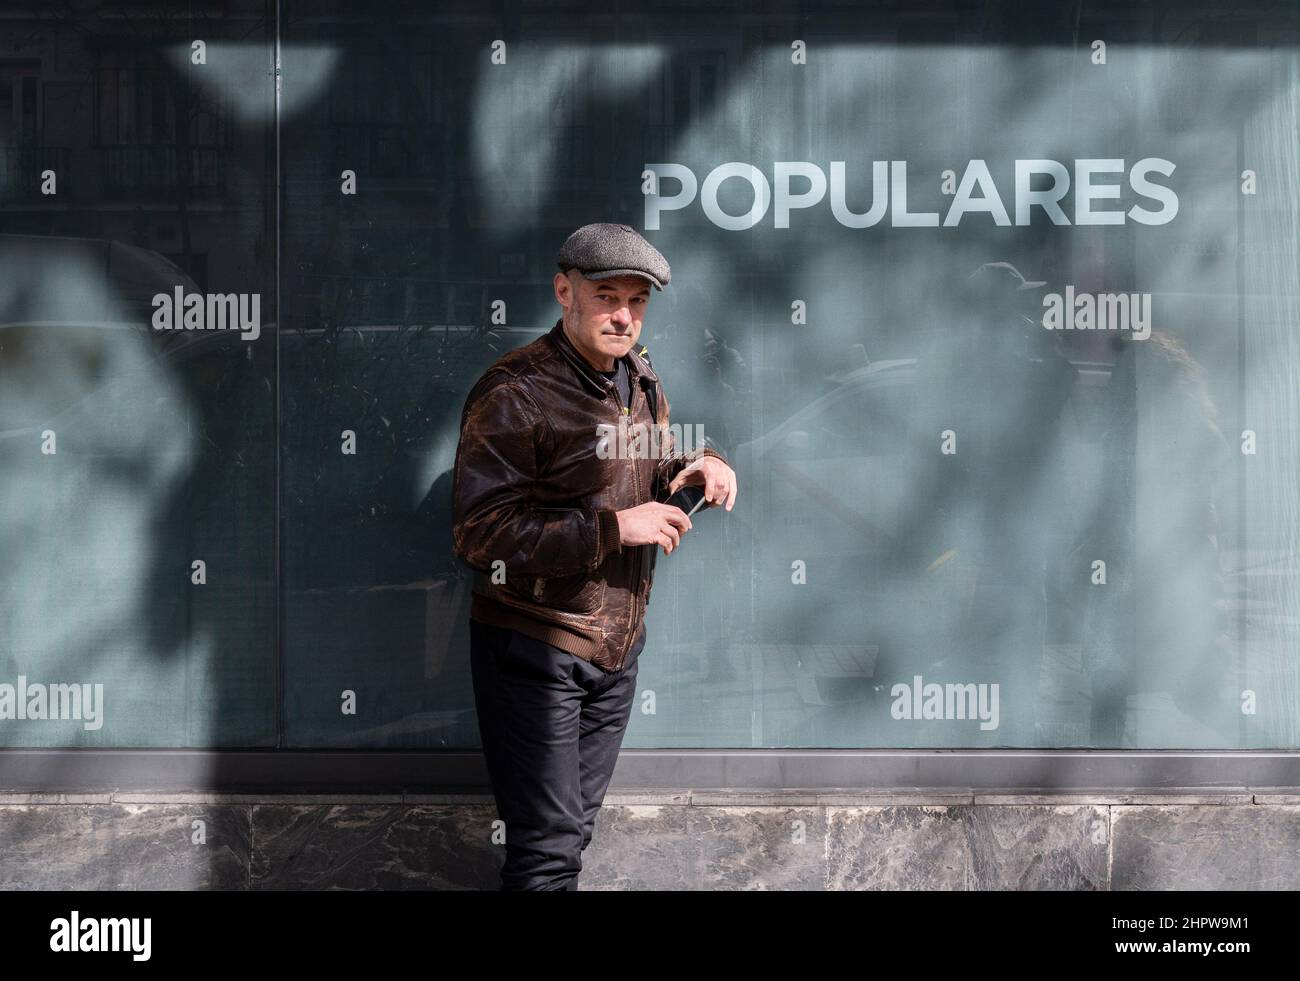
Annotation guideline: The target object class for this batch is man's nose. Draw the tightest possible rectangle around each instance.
[611,307,632,326]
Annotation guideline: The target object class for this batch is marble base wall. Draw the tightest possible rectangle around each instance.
[3,792,1299,890]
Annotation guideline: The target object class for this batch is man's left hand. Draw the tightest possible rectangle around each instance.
[666,456,738,511]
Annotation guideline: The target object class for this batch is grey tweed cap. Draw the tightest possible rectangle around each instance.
[556,221,670,291]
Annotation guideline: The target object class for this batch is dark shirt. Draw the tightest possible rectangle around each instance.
[597,357,633,415]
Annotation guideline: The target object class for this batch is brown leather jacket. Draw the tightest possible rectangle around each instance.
[451,317,727,672]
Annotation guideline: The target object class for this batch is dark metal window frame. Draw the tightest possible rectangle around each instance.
[3,749,1300,794]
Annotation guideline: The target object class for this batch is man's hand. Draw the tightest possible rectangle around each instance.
[616,502,693,555]
[666,456,738,511]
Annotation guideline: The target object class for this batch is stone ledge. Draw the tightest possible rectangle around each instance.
[1,799,1298,889]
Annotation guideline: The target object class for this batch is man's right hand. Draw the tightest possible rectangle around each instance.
[615,502,693,555]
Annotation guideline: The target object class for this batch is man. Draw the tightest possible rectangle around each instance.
[451,221,738,890]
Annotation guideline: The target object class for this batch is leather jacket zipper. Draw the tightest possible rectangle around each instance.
[620,384,643,671]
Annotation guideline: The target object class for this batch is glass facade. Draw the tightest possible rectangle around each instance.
[1,1,1297,757]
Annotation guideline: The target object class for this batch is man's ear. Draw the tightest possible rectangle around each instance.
[553,271,572,307]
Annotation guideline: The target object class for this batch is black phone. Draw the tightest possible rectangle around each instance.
[664,483,709,517]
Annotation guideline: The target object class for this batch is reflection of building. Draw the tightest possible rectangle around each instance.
[0,3,273,295]
[279,23,737,336]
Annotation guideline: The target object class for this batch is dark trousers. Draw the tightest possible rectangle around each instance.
[469,617,643,891]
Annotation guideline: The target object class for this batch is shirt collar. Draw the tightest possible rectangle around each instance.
[545,317,659,395]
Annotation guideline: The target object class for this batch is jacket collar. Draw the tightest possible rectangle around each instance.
[545,317,659,396]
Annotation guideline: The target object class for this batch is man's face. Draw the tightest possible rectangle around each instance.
[554,269,651,371]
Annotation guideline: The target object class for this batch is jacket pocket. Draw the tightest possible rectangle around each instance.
[530,571,605,614]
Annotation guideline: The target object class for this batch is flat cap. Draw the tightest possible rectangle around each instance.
[556,221,670,291]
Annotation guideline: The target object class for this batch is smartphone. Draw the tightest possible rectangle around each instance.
[665,483,709,517]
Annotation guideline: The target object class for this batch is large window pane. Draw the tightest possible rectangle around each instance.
[4,2,1296,756]
[0,4,277,747]
[282,8,1299,750]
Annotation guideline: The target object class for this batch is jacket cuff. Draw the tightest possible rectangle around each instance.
[678,446,728,469]
[593,508,622,566]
